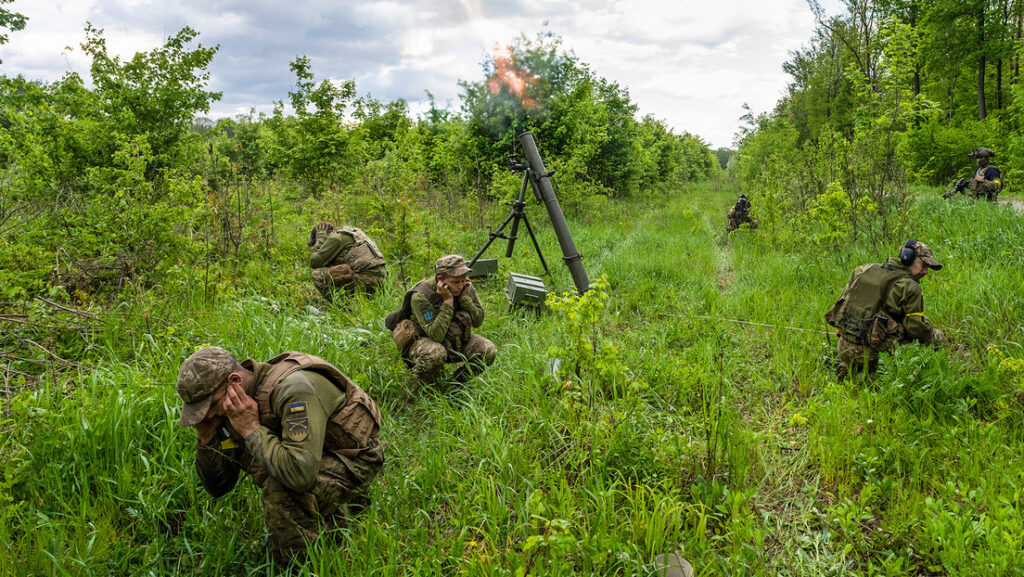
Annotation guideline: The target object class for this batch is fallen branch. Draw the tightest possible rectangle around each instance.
[35,296,97,319]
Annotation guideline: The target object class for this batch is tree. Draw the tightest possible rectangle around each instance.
[0,0,26,53]
[81,24,221,175]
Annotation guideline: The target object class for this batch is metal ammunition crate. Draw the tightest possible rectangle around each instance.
[468,258,498,278]
[504,272,548,308]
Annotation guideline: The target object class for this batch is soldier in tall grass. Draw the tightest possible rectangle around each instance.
[726,194,757,232]
[309,222,387,298]
[385,255,497,384]
[176,347,383,564]
[826,241,946,379]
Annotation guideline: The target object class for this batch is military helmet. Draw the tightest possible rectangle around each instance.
[969,147,994,159]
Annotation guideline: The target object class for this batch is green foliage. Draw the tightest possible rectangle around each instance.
[459,33,717,204]
[2,184,1024,575]
[0,0,26,50]
[82,24,221,175]
[545,275,636,390]
[270,56,358,196]
[0,25,222,297]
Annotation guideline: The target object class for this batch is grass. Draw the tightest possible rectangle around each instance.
[3,182,1024,575]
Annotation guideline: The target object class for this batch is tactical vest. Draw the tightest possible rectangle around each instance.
[384,280,473,349]
[254,352,381,458]
[334,227,386,272]
[826,263,910,345]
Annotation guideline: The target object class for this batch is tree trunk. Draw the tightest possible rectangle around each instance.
[997,58,1002,109]
[978,7,987,120]
[1015,0,1021,79]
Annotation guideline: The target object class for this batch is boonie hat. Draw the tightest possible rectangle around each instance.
[969,147,994,159]
[435,254,472,277]
[176,346,237,426]
[911,241,943,270]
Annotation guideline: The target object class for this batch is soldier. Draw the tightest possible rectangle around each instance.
[966,147,1002,201]
[825,241,946,379]
[726,194,757,232]
[176,346,384,564]
[945,147,1002,201]
[309,222,387,298]
[385,255,497,383]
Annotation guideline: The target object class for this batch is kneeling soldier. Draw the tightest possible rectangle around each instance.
[309,222,387,297]
[825,240,945,379]
[386,255,497,383]
[176,347,384,565]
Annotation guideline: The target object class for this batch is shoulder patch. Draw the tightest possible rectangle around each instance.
[289,401,307,414]
[424,311,434,321]
[286,415,310,442]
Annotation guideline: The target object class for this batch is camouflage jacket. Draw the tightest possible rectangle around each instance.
[195,354,379,495]
[409,279,485,345]
[830,258,934,346]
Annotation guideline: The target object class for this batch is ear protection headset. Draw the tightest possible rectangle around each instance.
[899,239,917,266]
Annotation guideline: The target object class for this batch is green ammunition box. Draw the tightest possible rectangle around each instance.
[468,258,498,278]
[504,272,548,308]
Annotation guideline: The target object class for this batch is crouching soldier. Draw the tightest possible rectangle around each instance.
[385,255,497,383]
[825,240,946,380]
[309,222,387,298]
[176,347,384,565]
[727,194,757,232]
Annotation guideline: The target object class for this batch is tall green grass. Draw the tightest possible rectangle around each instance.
[3,184,1024,575]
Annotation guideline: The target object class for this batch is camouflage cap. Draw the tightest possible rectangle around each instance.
[435,254,472,277]
[176,346,237,427]
[911,241,943,270]
[970,147,994,159]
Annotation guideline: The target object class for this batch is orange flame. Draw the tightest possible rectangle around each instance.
[487,44,537,108]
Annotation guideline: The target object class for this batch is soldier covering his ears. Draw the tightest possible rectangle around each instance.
[176,347,383,564]
[385,255,497,383]
[309,222,387,297]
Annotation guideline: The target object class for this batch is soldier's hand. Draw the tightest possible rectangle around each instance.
[196,415,224,444]
[436,280,454,303]
[222,381,260,438]
[315,222,334,232]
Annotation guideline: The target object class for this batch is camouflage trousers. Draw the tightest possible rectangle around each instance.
[836,337,880,380]
[727,214,758,232]
[404,334,497,382]
[261,437,384,564]
[311,265,386,298]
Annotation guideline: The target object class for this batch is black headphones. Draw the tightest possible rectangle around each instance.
[899,239,917,265]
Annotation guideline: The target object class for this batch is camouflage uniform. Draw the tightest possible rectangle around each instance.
[177,348,383,564]
[386,255,496,382]
[310,226,387,297]
[966,161,1002,201]
[727,195,757,232]
[825,242,942,380]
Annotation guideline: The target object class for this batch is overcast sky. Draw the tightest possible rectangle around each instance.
[0,0,844,148]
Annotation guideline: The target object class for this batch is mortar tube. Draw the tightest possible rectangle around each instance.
[518,132,590,294]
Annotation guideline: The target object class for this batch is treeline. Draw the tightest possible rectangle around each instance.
[734,0,1023,246]
[0,21,719,301]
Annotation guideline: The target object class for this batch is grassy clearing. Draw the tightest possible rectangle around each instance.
[3,183,1024,576]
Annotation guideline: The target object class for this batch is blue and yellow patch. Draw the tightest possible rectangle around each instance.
[285,401,310,442]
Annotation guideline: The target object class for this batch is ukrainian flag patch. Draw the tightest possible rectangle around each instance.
[286,401,310,442]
